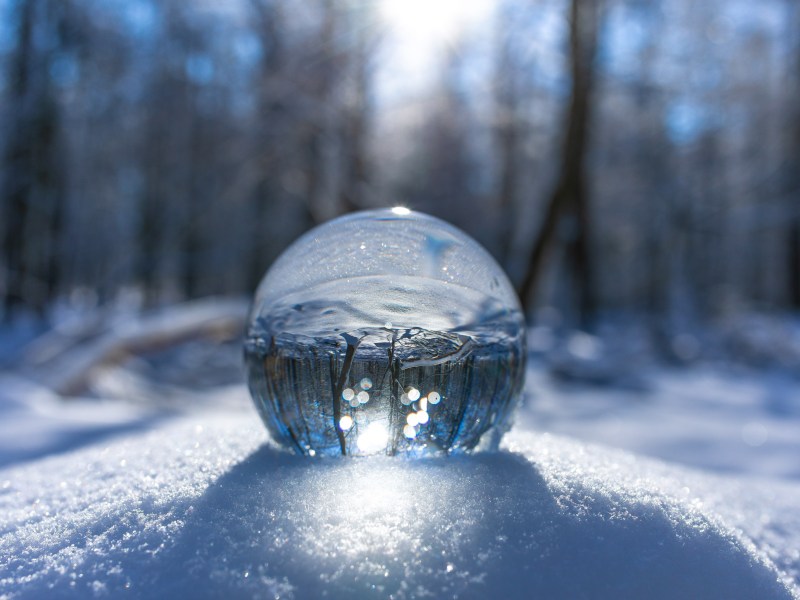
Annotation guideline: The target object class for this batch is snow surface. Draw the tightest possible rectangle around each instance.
[0,376,163,468]
[2,309,800,599]
[522,366,800,481]
[0,408,797,599]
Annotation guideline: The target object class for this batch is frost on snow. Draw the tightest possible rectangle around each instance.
[0,413,798,599]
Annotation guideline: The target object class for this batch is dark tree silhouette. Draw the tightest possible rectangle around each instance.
[492,3,523,266]
[519,0,601,327]
[789,3,800,310]
[1,0,66,320]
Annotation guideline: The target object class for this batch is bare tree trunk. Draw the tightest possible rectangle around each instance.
[338,10,372,215]
[788,2,800,310]
[790,224,800,309]
[2,0,65,320]
[1,0,35,320]
[492,5,521,265]
[519,0,600,328]
[138,92,165,308]
[181,110,202,300]
[303,0,339,221]
[495,118,518,265]
[247,0,286,292]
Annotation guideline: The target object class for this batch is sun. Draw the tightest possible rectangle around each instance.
[378,0,492,47]
[374,0,493,101]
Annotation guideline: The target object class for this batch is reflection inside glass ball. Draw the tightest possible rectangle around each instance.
[244,208,526,456]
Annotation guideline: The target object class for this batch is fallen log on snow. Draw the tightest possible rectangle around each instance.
[22,298,250,396]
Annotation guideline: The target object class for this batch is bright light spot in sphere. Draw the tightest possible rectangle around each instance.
[428,391,441,404]
[359,377,373,390]
[407,387,420,402]
[349,398,360,408]
[391,206,411,216]
[357,422,389,453]
[400,393,411,406]
[403,424,417,438]
[339,415,353,430]
[357,391,370,404]
[342,388,355,402]
[420,397,428,411]
[417,411,429,425]
[407,412,419,427]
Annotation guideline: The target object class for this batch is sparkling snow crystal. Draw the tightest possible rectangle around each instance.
[1,413,798,599]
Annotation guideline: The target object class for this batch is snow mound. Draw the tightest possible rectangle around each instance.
[1,413,798,599]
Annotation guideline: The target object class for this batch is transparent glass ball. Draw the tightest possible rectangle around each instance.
[244,208,526,456]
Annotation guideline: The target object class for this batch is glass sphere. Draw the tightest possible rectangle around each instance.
[245,208,526,456]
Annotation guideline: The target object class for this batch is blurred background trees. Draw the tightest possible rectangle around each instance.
[0,0,798,346]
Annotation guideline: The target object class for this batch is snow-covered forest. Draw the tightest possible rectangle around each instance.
[1,0,800,598]
[1,0,798,327]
